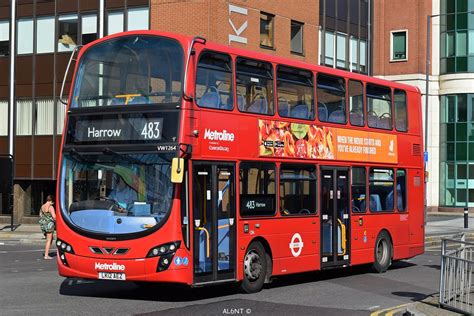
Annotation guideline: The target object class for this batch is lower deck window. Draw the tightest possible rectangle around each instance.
[369,168,394,212]
[280,164,317,215]
[239,162,276,216]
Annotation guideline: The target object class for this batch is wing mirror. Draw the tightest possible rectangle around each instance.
[171,158,184,183]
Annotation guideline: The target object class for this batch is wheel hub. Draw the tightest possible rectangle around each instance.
[244,250,262,280]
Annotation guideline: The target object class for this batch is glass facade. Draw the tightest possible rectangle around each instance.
[440,0,474,74]
[440,94,474,207]
[319,0,371,74]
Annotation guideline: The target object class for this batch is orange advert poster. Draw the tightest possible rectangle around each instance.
[258,120,398,164]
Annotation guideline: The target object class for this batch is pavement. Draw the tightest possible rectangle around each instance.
[1,212,472,315]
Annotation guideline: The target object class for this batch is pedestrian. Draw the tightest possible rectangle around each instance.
[39,195,56,259]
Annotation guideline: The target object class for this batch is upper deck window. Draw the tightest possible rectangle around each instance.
[277,66,314,120]
[317,73,346,124]
[196,51,233,110]
[394,89,408,132]
[366,84,392,130]
[71,35,184,108]
[236,57,274,115]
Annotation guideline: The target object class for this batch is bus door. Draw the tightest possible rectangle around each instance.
[192,162,236,284]
[320,167,350,267]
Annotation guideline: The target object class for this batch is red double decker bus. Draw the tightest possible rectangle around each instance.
[56,30,424,293]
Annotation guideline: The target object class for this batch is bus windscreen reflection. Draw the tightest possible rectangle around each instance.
[61,153,173,235]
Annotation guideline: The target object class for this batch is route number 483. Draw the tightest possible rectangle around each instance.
[141,122,161,139]
[246,200,255,210]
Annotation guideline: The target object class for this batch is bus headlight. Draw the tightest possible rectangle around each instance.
[146,241,181,258]
[56,239,74,266]
[56,239,75,254]
[147,241,181,272]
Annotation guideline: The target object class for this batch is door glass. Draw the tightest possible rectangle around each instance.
[217,166,234,274]
[336,170,349,260]
[193,166,213,277]
[321,170,334,263]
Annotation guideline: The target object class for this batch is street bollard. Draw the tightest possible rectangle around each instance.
[465,207,469,229]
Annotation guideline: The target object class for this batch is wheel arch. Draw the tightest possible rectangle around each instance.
[376,228,394,259]
[248,236,273,283]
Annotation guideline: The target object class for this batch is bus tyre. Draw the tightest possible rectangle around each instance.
[372,231,392,273]
[241,242,267,293]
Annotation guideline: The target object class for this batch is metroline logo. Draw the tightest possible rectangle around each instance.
[204,128,235,142]
[94,262,126,271]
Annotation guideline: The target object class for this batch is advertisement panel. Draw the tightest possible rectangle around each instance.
[258,120,397,164]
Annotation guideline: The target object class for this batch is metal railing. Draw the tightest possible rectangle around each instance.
[439,233,474,314]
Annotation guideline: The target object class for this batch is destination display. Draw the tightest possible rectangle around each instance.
[240,194,275,216]
[66,111,179,146]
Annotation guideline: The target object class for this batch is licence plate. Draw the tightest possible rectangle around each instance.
[98,272,126,281]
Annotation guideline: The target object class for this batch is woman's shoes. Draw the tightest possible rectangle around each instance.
[44,255,53,260]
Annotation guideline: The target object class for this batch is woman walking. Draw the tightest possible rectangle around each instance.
[39,195,56,259]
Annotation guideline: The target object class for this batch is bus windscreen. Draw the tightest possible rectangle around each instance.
[60,153,174,236]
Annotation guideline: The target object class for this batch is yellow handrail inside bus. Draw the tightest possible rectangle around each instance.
[196,227,210,258]
[114,94,141,105]
[196,224,231,258]
[338,218,347,255]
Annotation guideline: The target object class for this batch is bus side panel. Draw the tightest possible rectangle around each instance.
[237,217,320,279]
[408,168,425,256]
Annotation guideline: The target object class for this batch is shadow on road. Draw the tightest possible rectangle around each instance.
[59,260,417,302]
[391,291,432,302]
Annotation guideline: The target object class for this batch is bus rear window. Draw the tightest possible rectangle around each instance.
[71,35,184,108]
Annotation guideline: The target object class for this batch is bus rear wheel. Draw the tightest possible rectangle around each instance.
[372,231,392,273]
[241,242,267,293]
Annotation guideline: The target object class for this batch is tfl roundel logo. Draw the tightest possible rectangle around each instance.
[289,233,304,257]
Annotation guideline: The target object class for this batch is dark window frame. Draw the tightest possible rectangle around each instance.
[394,89,408,132]
[290,20,304,55]
[368,167,395,213]
[351,166,367,213]
[260,12,275,49]
[235,56,275,115]
[348,79,365,127]
[239,161,277,218]
[279,163,318,217]
[195,50,234,111]
[396,168,407,212]
[276,65,315,120]
[316,72,347,124]
[366,84,393,130]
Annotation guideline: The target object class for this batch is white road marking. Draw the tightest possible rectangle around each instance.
[0,249,45,253]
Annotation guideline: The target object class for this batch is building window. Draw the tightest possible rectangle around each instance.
[260,12,274,48]
[107,11,124,35]
[0,100,7,136]
[58,15,78,52]
[16,100,33,136]
[336,33,347,68]
[57,99,67,134]
[128,7,149,31]
[391,30,407,61]
[324,31,335,66]
[81,14,98,45]
[0,20,9,56]
[35,99,54,135]
[291,20,303,54]
[36,16,55,54]
[17,18,33,55]
[440,94,474,207]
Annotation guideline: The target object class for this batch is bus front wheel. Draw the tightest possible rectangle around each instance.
[372,231,392,273]
[241,242,267,293]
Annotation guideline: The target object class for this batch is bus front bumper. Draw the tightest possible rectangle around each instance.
[57,251,192,284]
